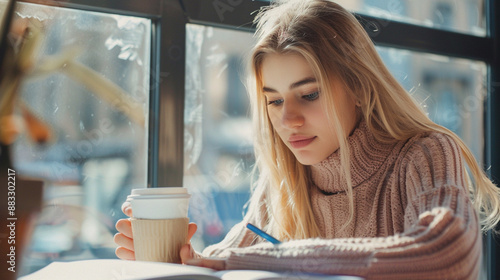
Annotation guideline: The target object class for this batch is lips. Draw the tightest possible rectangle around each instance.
[288,136,316,149]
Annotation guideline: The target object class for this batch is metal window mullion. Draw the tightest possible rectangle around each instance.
[148,16,161,188]
[357,14,493,63]
[19,0,163,18]
[154,0,186,188]
[486,0,500,278]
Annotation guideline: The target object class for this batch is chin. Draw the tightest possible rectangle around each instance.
[295,155,323,166]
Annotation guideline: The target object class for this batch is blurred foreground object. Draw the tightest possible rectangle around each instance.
[0,0,146,279]
[0,0,144,147]
[0,2,44,280]
[0,151,43,280]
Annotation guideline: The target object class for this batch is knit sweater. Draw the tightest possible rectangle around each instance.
[202,120,481,280]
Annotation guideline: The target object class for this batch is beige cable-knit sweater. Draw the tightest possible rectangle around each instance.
[202,121,481,280]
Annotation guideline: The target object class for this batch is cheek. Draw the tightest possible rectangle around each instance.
[267,109,281,128]
[267,109,288,142]
[308,104,329,123]
[335,94,357,123]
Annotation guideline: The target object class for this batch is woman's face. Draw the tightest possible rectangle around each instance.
[261,53,358,165]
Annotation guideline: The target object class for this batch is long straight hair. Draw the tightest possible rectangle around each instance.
[247,0,500,240]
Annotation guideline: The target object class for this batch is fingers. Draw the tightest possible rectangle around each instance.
[187,222,197,241]
[115,246,135,261]
[180,243,195,264]
[181,223,198,264]
[114,229,135,260]
[186,258,226,271]
[114,232,134,251]
[115,219,133,238]
[114,219,134,260]
[121,201,132,217]
[114,216,135,260]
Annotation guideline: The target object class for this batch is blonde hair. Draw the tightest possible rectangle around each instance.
[247,0,500,240]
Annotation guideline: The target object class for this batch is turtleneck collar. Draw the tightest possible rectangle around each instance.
[310,120,398,195]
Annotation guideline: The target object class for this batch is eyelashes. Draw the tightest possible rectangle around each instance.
[303,91,319,101]
[267,91,320,106]
[267,99,284,106]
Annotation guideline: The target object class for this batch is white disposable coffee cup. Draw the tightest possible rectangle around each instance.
[127,187,191,263]
[127,187,191,219]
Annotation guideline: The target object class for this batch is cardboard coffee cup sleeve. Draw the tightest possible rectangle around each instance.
[131,217,189,263]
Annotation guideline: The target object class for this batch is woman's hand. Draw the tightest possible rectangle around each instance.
[114,201,198,262]
[114,202,135,260]
[185,257,227,270]
[179,227,227,270]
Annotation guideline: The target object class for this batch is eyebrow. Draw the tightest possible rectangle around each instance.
[262,77,317,93]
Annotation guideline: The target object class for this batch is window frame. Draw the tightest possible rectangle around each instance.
[486,1,500,279]
[19,0,188,189]
[15,0,500,279]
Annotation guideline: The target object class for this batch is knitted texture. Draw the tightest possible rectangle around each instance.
[202,121,481,280]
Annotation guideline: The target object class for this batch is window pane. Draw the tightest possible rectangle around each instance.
[342,0,486,36]
[377,46,486,163]
[184,24,255,249]
[10,2,151,276]
[261,0,486,36]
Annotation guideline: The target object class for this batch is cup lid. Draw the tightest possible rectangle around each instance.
[131,187,188,196]
[126,194,191,201]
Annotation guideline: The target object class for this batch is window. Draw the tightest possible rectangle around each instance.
[260,0,486,35]
[184,24,256,247]
[322,0,485,36]
[2,0,498,279]
[376,47,486,162]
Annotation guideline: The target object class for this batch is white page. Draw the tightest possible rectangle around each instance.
[19,259,219,280]
[215,270,364,280]
[20,259,365,280]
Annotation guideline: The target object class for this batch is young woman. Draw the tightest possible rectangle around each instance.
[115,0,500,278]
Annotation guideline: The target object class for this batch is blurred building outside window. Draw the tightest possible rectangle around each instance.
[333,0,485,36]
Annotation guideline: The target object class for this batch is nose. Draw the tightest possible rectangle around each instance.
[281,101,304,128]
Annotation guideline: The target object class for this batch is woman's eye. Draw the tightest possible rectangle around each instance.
[303,91,319,101]
[267,99,284,106]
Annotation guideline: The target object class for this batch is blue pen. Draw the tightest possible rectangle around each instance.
[246,222,281,244]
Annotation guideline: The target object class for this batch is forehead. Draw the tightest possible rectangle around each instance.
[261,53,315,89]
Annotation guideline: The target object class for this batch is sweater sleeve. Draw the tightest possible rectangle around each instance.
[223,133,482,280]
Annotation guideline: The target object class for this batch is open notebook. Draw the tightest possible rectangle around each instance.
[19,259,364,280]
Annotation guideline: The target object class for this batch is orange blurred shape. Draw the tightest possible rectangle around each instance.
[0,115,23,145]
[20,104,52,144]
